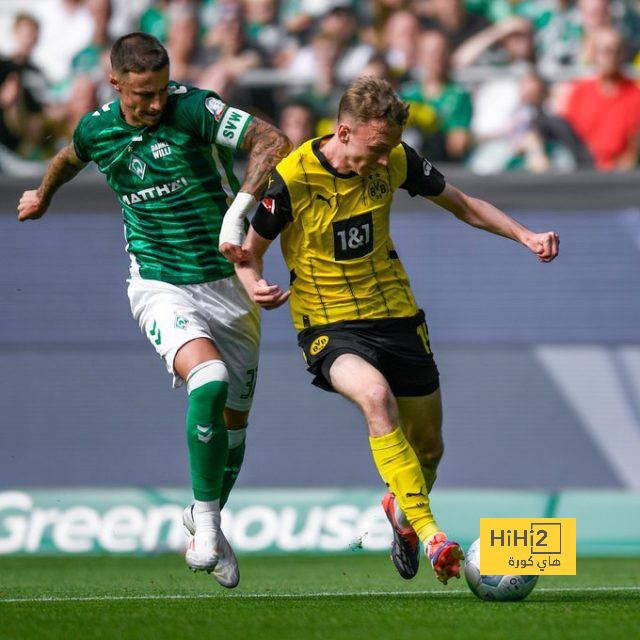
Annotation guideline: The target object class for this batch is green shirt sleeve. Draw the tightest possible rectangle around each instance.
[72,112,95,163]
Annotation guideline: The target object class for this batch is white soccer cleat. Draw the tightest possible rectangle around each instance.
[183,504,240,589]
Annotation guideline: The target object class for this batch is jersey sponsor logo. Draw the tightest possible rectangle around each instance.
[261,196,276,214]
[205,96,226,121]
[151,141,171,159]
[128,154,147,180]
[367,178,388,202]
[310,335,329,355]
[121,177,188,205]
[332,211,374,261]
[215,107,251,149]
[422,158,433,176]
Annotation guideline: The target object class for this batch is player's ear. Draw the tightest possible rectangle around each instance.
[336,123,350,143]
[109,73,120,92]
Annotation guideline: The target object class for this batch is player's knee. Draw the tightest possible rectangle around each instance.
[417,443,444,468]
[187,359,229,393]
[186,360,229,416]
[359,382,395,419]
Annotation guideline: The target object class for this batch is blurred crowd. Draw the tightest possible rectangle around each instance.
[2,0,640,175]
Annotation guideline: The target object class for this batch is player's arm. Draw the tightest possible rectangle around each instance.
[235,227,290,310]
[17,142,87,221]
[400,142,559,263]
[219,117,292,263]
[429,183,559,263]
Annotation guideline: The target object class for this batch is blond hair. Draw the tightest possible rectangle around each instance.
[337,76,409,128]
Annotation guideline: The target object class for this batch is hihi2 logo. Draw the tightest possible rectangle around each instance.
[480,517,576,575]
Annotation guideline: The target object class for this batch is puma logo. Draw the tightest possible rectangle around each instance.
[315,193,335,207]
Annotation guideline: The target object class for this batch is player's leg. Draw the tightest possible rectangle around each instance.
[328,353,442,544]
[397,390,444,494]
[201,275,261,511]
[174,338,236,576]
[221,409,248,509]
[127,278,238,586]
[396,391,462,584]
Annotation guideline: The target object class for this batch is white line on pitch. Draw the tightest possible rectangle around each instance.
[1,586,639,604]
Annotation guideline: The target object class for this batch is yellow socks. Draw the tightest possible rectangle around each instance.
[369,427,440,543]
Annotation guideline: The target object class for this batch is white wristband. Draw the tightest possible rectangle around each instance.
[218,192,258,248]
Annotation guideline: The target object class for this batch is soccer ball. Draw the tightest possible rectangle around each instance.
[464,537,538,601]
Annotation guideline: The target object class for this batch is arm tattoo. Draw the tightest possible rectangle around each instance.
[37,143,86,204]
[239,118,292,198]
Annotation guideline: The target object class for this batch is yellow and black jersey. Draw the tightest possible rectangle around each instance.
[252,136,446,331]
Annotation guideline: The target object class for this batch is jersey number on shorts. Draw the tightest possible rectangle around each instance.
[332,212,374,261]
[240,367,258,400]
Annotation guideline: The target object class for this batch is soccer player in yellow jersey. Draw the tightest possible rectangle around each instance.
[233,77,559,584]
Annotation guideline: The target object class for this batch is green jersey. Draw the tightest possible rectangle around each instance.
[73,82,253,284]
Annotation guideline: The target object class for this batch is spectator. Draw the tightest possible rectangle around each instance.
[165,0,202,82]
[475,70,593,174]
[287,6,375,85]
[417,0,492,54]
[6,14,50,159]
[451,14,538,68]
[533,0,640,79]
[31,0,96,101]
[514,70,593,172]
[198,2,271,116]
[279,0,358,44]
[243,0,299,68]
[379,9,421,84]
[357,52,395,84]
[290,31,343,135]
[464,16,539,173]
[139,0,171,41]
[364,0,413,38]
[0,62,29,158]
[563,26,640,171]
[400,29,473,162]
[278,99,317,148]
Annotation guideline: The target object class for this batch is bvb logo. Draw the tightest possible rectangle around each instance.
[368,179,388,201]
[310,335,329,355]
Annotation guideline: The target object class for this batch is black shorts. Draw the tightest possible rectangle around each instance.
[297,310,440,397]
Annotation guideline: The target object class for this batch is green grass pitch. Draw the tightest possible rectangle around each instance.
[1,555,639,640]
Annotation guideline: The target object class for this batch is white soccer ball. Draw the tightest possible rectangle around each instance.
[464,537,538,601]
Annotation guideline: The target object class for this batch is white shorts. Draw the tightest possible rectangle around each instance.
[127,275,261,411]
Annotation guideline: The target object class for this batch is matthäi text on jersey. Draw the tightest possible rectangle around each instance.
[121,177,188,205]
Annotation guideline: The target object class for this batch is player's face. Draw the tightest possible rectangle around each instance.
[111,66,170,127]
[341,119,402,176]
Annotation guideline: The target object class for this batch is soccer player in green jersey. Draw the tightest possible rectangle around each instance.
[17,32,291,588]
[233,77,559,585]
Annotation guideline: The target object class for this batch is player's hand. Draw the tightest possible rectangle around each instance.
[219,242,248,263]
[526,231,559,263]
[251,278,290,310]
[17,190,48,221]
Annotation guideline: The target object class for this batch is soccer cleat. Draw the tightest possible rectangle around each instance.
[183,505,240,589]
[381,491,420,580]
[426,532,464,585]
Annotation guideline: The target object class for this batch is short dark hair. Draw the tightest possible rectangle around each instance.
[337,76,409,129]
[110,32,169,74]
